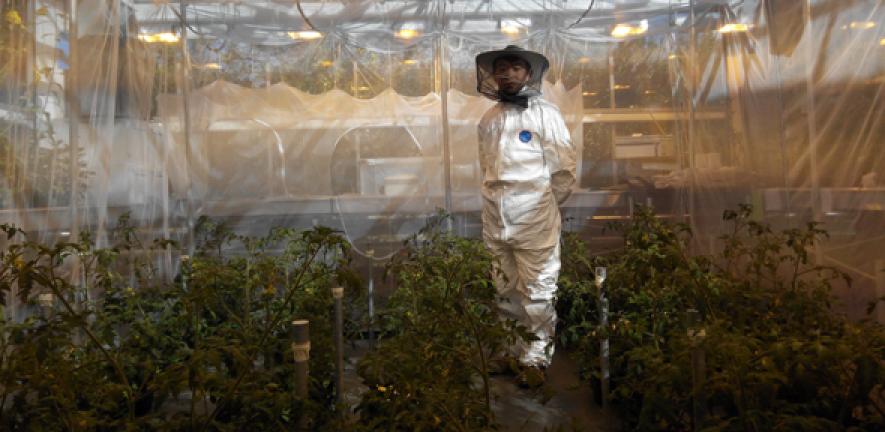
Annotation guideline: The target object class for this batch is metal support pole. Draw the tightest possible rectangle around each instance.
[179,0,196,256]
[435,19,453,224]
[366,249,375,343]
[607,46,617,186]
[687,308,706,430]
[803,0,823,265]
[687,0,698,229]
[332,286,345,404]
[596,266,609,408]
[66,0,80,256]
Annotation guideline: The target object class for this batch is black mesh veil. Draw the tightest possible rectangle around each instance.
[475,45,549,103]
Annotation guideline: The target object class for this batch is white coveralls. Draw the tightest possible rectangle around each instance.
[478,95,576,367]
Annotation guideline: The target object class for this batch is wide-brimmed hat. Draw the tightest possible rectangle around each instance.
[475,45,549,79]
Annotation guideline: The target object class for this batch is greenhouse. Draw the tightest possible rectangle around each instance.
[0,0,883,430]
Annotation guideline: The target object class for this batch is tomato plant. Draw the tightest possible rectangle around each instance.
[557,205,885,431]
[0,215,360,431]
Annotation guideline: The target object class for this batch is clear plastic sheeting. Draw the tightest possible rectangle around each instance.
[1,0,883,319]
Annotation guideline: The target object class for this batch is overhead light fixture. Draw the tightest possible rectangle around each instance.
[582,91,597,96]
[611,20,647,38]
[396,23,422,40]
[138,32,180,43]
[501,25,522,36]
[402,59,419,65]
[880,37,885,46]
[848,21,876,30]
[319,60,333,68]
[59,231,71,237]
[717,23,750,34]
[288,30,323,40]
[611,25,631,38]
[500,19,528,36]
[578,57,591,64]
[668,53,678,60]
[613,84,631,90]
[198,63,221,70]
[396,28,420,39]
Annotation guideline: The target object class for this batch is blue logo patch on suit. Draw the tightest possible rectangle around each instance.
[519,130,532,143]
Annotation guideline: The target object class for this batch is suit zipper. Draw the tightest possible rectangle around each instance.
[500,190,508,241]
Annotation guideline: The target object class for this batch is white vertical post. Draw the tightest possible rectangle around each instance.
[688,308,706,429]
[38,293,55,320]
[291,319,310,430]
[596,266,609,408]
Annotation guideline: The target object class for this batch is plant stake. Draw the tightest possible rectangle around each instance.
[687,308,706,429]
[596,266,609,408]
[332,286,345,405]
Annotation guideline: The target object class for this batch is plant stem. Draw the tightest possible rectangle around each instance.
[438,402,471,432]
[47,264,136,420]
[190,307,198,429]
[0,330,8,423]
[869,390,885,420]
[48,389,74,431]
[0,364,7,424]
[460,289,492,415]
[735,367,749,432]
[244,257,252,330]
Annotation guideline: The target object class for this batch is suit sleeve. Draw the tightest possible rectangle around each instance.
[545,107,577,205]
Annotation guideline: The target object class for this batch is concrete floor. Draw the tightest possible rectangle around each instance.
[342,343,619,431]
[490,348,618,432]
[159,346,618,431]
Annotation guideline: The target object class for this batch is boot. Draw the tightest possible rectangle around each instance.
[516,365,546,389]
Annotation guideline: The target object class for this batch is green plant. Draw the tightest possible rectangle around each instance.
[0,219,173,430]
[181,216,361,431]
[1,4,92,210]
[557,205,885,431]
[0,215,360,431]
[355,212,528,431]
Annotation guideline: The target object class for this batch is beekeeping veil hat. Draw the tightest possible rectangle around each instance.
[476,45,549,108]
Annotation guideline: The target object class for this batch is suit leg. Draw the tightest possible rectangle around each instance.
[513,242,560,367]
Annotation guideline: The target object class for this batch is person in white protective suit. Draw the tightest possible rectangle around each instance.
[475,45,577,384]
